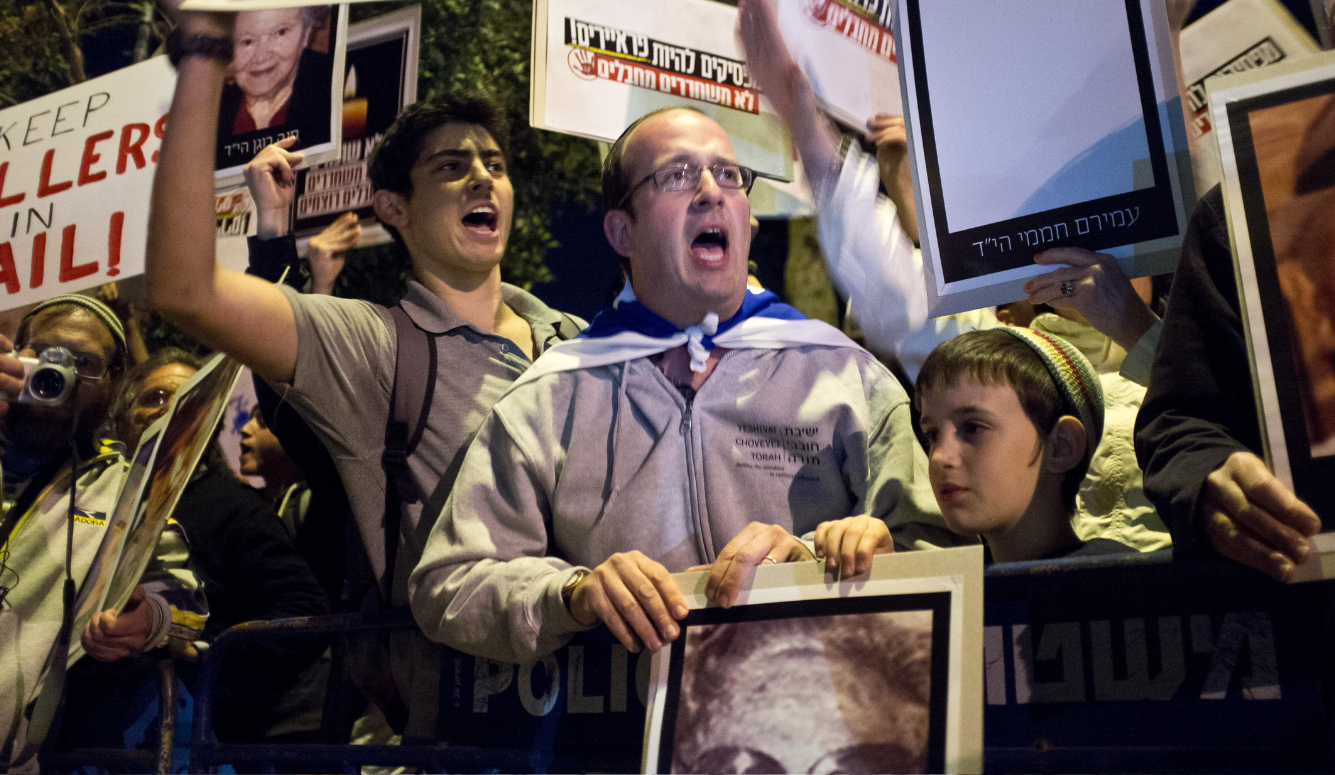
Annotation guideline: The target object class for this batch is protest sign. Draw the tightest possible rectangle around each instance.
[214,4,347,188]
[1180,0,1319,192]
[0,57,175,312]
[292,4,419,241]
[1209,51,1335,552]
[774,0,901,129]
[531,0,793,180]
[93,353,244,618]
[215,183,260,274]
[898,0,1194,316]
[644,546,984,774]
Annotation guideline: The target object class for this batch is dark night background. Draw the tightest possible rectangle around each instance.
[72,0,1330,322]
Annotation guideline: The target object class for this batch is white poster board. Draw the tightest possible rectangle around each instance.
[644,546,984,774]
[897,0,1194,316]
[0,57,176,312]
[531,0,793,181]
[774,0,902,129]
[1181,0,1319,192]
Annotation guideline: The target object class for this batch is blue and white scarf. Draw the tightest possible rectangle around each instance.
[514,283,859,388]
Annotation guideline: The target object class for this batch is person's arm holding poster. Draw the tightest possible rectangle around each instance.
[147,0,299,385]
[738,0,926,355]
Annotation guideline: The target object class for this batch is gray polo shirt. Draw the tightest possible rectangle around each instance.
[273,279,582,604]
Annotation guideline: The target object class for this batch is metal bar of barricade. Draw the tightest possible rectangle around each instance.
[155,655,177,775]
[45,651,182,774]
[188,609,537,774]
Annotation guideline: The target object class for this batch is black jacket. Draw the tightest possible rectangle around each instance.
[175,461,329,741]
[1134,186,1261,556]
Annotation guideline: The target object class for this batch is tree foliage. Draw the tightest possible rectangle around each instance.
[0,0,163,107]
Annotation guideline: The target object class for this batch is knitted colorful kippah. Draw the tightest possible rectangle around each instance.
[22,293,128,357]
[997,326,1104,458]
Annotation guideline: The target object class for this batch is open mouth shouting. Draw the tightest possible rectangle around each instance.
[690,225,730,268]
[462,201,500,238]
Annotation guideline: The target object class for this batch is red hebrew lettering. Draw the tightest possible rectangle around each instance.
[117,123,151,174]
[37,149,73,198]
[30,231,45,289]
[0,242,19,294]
[57,224,96,282]
[0,163,25,208]
[78,130,115,186]
[107,211,123,277]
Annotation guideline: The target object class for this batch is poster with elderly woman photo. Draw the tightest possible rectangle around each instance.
[214,4,347,185]
[642,546,983,775]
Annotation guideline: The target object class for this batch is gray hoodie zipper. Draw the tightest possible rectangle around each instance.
[679,395,713,562]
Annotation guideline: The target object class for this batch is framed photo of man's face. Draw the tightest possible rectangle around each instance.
[214,4,347,186]
[643,547,984,774]
[1211,51,1335,529]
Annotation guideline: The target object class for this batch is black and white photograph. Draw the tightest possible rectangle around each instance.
[644,549,983,774]
[669,607,940,774]
[898,0,1193,314]
[214,4,347,181]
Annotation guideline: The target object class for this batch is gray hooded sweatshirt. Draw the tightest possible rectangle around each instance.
[409,343,958,664]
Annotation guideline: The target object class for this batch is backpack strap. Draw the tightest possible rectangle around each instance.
[380,305,437,601]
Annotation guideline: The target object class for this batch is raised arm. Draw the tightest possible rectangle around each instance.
[146,4,297,383]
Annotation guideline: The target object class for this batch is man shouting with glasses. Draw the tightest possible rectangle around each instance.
[409,108,954,664]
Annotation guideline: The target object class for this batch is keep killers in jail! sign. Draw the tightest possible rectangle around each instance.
[0,57,176,311]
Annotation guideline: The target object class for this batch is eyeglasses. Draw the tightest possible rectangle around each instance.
[25,343,110,380]
[617,162,756,209]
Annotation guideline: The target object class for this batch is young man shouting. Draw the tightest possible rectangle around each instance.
[147,2,581,739]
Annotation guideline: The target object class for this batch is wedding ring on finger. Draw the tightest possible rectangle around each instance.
[1060,281,1075,297]
[760,556,778,565]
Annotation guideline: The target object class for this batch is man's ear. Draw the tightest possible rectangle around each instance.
[1043,416,1087,475]
[373,190,409,230]
[604,209,634,259]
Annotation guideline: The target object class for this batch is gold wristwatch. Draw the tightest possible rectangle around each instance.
[561,568,591,611]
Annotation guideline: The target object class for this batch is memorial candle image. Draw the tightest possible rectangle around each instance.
[342,64,368,140]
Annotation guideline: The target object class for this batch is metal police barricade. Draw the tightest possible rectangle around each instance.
[982,550,1334,773]
[186,555,1335,774]
[46,654,179,775]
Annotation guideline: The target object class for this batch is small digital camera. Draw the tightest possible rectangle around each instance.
[14,347,77,406]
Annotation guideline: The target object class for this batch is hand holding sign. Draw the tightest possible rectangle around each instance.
[1201,451,1321,583]
[705,521,814,609]
[1025,247,1160,352]
[568,551,689,654]
[81,585,154,661]
[814,514,894,577]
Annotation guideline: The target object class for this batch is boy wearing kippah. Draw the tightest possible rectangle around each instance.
[916,327,1134,562]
